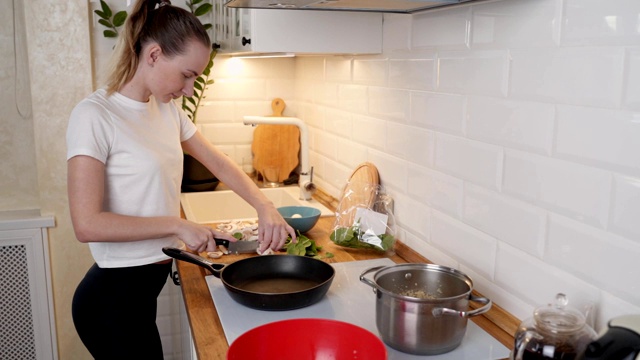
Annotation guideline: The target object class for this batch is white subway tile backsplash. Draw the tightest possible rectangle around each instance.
[323,107,352,138]
[624,47,640,110]
[208,78,267,100]
[389,59,436,91]
[353,59,387,86]
[555,105,640,175]
[337,84,368,113]
[561,0,640,46]
[463,183,547,258]
[368,87,411,122]
[471,0,560,48]
[325,57,352,83]
[199,0,640,325]
[407,166,463,218]
[410,91,465,134]
[402,230,461,269]
[200,123,254,145]
[387,122,435,167]
[411,7,471,49]
[313,131,338,160]
[546,214,640,306]
[367,149,408,193]
[352,114,386,150]
[393,193,431,237]
[335,138,369,169]
[509,47,625,107]
[438,50,509,97]
[610,174,640,242]
[294,56,325,81]
[596,292,640,332]
[435,133,503,190]
[196,101,235,123]
[503,150,611,228]
[431,210,496,280]
[495,243,601,316]
[466,96,555,154]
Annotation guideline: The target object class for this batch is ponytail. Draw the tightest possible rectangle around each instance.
[103,0,210,95]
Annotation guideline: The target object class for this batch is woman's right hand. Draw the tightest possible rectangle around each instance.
[175,218,235,253]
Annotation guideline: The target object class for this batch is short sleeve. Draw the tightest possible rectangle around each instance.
[66,100,114,163]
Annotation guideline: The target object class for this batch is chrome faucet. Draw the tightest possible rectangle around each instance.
[243,116,316,200]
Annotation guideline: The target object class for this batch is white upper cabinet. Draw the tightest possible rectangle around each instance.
[212,1,382,55]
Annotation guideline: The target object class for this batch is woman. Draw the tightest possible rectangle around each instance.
[67,0,295,358]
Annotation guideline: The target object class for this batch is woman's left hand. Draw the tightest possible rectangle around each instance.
[255,204,296,253]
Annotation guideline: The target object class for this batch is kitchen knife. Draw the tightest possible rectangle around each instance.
[215,238,259,254]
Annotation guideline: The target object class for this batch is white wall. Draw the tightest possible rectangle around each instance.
[201,0,640,330]
[0,0,40,211]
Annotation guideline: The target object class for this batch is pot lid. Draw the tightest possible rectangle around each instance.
[534,293,586,334]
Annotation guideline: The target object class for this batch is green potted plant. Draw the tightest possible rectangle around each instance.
[95,0,219,192]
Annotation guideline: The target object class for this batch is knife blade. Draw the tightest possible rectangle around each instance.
[215,238,259,254]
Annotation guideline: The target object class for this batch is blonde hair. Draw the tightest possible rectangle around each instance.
[104,0,210,95]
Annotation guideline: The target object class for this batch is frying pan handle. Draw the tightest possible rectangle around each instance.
[359,266,386,294]
[162,247,224,277]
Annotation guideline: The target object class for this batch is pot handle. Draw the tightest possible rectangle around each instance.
[432,294,492,318]
[359,266,386,293]
[162,247,225,277]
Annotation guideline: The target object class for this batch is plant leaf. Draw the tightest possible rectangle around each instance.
[98,19,112,28]
[193,82,203,91]
[203,23,212,31]
[94,9,109,20]
[113,11,128,27]
[99,0,112,18]
[194,3,213,16]
[192,0,204,4]
[103,30,118,38]
[186,97,196,106]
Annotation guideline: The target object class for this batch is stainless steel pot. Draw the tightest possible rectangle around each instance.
[360,263,492,355]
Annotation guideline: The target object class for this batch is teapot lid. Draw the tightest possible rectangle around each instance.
[534,293,586,334]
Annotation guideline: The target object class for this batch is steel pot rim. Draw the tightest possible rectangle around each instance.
[361,263,473,302]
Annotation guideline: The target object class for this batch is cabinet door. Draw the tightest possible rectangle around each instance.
[214,8,382,55]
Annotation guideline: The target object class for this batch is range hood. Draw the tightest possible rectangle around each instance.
[224,0,482,14]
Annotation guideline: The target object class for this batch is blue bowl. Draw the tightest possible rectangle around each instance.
[277,206,321,233]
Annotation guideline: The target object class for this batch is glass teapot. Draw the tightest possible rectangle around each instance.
[511,293,597,360]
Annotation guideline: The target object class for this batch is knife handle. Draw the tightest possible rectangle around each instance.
[214,238,230,248]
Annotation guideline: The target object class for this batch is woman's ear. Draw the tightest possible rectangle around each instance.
[145,44,162,67]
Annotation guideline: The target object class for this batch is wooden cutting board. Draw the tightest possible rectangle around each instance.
[251,98,300,182]
[335,162,380,227]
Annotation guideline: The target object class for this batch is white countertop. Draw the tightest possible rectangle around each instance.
[206,257,510,359]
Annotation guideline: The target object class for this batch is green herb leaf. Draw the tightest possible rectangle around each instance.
[113,11,128,27]
[194,3,213,16]
[99,0,112,18]
[103,30,118,38]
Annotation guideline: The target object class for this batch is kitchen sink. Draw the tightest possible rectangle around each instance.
[180,186,333,224]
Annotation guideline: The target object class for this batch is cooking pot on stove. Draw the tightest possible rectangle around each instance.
[579,314,640,360]
[511,293,597,360]
[360,263,492,355]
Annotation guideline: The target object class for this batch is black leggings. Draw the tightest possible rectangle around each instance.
[72,261,172,360]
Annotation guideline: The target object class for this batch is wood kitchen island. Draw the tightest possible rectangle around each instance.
[176,213,520,360]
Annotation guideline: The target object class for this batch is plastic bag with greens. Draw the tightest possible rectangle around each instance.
[330,183,396,254]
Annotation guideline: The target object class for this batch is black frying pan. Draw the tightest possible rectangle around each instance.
[163,247,335,311]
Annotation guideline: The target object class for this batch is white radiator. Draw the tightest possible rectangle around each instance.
[0,210,56,360]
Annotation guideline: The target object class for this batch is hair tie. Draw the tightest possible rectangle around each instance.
[159,0,171,7]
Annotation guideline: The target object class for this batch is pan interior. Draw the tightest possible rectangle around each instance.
[223,255,335,295]
[235,277,322,294]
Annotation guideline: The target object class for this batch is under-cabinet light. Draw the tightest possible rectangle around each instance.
[231,52,296,59]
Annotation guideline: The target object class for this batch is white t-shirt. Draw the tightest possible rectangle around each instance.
[66,89,197,268]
